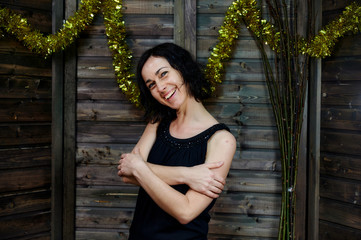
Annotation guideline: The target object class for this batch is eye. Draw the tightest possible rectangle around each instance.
[147,82,156,90]
[160,71,168,78]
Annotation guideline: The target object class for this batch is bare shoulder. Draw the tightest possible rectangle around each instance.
[208,129,237,153]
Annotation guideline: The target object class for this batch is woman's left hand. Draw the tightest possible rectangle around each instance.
[117,147,146,177]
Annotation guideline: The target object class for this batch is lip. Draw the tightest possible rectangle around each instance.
[163,88,176,100]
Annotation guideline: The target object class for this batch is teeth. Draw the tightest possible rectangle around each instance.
[165,89,176,99]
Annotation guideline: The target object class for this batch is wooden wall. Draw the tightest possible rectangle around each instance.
[75,0,281,239]
[319,0,361,239]
[0,0,52,239]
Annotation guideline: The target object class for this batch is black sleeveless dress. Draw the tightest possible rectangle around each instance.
[128,119,230,240]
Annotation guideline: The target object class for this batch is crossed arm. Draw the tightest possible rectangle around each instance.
[117,122,236,224]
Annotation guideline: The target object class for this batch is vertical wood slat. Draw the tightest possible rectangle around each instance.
[174,0,184,47]
[63,0,77,239]
[51,0,64,240]
[174,0,197,58]
[184,0,197,58]
[295,1,309,238]
[308,0,322,239]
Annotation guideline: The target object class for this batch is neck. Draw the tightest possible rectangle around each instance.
[174,98,210,125]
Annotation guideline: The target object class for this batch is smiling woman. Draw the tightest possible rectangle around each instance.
[117,43,236,240]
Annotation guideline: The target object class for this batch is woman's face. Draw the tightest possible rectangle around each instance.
[141,56,188,109]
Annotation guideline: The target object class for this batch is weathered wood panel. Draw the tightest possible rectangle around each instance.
[319,198,361,230]
[0,0,52,239]
[320,0,361,238]
[320,153,361,181]
[319,220,361,240]
[0,211,51,239]
[0,147,51,169]
[0,190,51,217]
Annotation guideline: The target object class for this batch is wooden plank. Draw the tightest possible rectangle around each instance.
[0,75,52,99]
[209,84,270,104]
[184,0,197,58]
[0,211,51,239]
[0,56,52,77]
[122,0,173,14]
[0,189,51,217]
[197,38,268,59]
[321,107,361,131]
[321,131,361,155]
[0,0,52,12]
[63,0,77,239]
[77,101,143,122]
[77,78,128,101]
[321,82,361,106]
[322,0,358,12]
[76,143,133,165]
[320,153,361,181]
[197,17,252,37]
[0,167,51,192]
[208,214,279,237]
[319,220,361,240]
[225,170,282,194]
[76,230,128,240]
[197,0,235,14]
[76,207,133,229]
[76,165,128,187]
[319,197,361,230]
[320,176,361,205]
[322,59,361,82]
[0,147,51,170]
[308,0,322,235]
[174,0,185,48]
[76,123,145,144]
[81,14,174,37]
[0,99,51,122]
[211,193,281,215]
[0,124,51,146]
[76,187,138,208]
[51,0,64,239]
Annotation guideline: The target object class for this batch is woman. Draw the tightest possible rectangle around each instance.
[117,43,236,239]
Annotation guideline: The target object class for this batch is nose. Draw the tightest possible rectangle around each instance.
[156,80,166,92]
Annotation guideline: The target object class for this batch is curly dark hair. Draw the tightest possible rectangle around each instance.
[136,42,212,123]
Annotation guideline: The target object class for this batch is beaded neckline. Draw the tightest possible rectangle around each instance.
[158,120,229,149]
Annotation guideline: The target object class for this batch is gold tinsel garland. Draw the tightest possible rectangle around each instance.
[206,0,361,86]
[0,0,101,56]
[102,0,139,105]
[0,0,360,104]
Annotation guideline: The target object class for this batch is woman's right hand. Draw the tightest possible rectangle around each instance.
[186,162,225,198]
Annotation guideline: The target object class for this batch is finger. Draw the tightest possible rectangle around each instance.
[214,175,226,185]
[212,180,225,191]
[205,190,219,199]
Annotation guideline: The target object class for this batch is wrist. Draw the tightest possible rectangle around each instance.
[180,166,191,185]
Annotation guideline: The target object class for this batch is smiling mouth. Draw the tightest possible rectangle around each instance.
[164,89,176,100]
